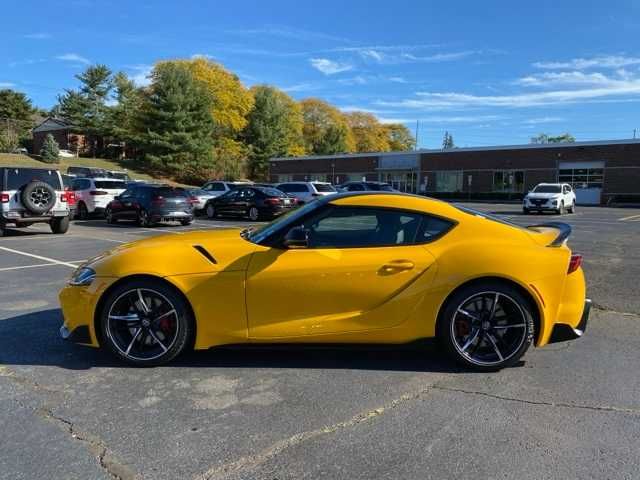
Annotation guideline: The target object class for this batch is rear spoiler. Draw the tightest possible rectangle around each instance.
[526,222,572,247]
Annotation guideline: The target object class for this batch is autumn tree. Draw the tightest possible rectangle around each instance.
[300,98,355,155]
[344,111,390,153]
[384,123,415,151]
[138,62,215,181]
[243,85,305,180]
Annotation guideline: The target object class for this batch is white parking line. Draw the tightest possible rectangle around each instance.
[0,246,79,268]
[619,214,640,222]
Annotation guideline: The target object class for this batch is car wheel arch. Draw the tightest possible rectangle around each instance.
[93,274,197,350]
[435,276,542,346]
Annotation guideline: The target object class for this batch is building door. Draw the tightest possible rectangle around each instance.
[380,170,418,193]
[558,161,604,205]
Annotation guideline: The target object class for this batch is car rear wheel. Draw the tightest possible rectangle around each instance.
[50,216,69,234]
[77,202,89,220]
[206,203,216,219]
[99,279,194,366]
[248,206,260,221]
[437,282,535,371]
[137,209,151,227]
[180,218,193,226]
[105,207,117,224]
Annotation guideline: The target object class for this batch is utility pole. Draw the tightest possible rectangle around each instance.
[414,120,419,150]
[634,128,637,139]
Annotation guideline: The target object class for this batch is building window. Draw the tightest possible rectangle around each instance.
[277,174,293,183]
[435,171,463,192]
[306,174,327,182]
[558,168,603,189]
[493,170,524,192]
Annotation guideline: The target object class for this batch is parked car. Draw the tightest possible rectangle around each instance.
[186,188,218,214]
[523,183,576,215]
[72,177,127,219]
[61,174,78,218]
[201,180,253,197]
[204,186,297,221]
[337,181,396,192]
[105,184,193,227]
[0,166,71,236]
[108,170,131,181]
[67,166,111,178]
[12,147,28,155]
[58,149,75,158]
[59,192,590,368]
[275,181,337,204]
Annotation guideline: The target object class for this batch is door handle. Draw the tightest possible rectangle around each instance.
[380,260,415,273]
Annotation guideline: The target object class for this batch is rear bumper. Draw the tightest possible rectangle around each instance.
[150,210,193,222]
[548,298,591,343]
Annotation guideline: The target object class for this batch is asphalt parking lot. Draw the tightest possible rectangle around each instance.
[1,203,639,480]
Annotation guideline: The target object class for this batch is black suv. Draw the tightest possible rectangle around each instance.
[0,167,71,236]
[105,184,194,227]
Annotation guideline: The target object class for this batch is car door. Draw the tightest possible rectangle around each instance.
[116,187,139,219]
[232,188,253,215]
[215,190,238,215]
[246,205,438,339]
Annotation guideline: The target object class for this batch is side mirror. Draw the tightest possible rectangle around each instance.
[284,226,309,248]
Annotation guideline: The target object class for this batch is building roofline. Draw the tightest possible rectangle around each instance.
[270,138,640,162]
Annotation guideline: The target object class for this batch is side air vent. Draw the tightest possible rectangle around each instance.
[193,245,217,264]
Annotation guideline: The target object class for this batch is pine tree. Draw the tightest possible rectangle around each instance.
[442,131,455,150]
[139,63,215,181]
[40,133,60,163]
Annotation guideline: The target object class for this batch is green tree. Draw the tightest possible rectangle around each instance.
[0,89,36,147]
[138,62,215,181]
[530,133,575,144]
[344,111,391,153]
[105,72,144,156]
[243,85,305,180]
[40,133,60,163]
[384,123,415,151]
[300,98,355,155]
[442,131,455,149]
[56,64,113,155]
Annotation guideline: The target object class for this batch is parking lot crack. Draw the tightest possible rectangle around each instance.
[591,303,639,318]
[430,385,640,415]
[195,385,435,480]
[39,408,137,480]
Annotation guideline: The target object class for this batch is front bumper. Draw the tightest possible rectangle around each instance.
[548,298,591,343]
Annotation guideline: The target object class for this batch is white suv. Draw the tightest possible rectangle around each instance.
[72,177,127,219]
[275,182,337,204]
[0,166,71,236]
[523,183,576,215]
[201,180,253,197]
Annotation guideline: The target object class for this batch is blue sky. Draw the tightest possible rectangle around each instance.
[2,0,640,148]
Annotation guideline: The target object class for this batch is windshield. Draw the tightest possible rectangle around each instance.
[314,183,336,193]
[533,185,561,193]
[6,168,62,190]
[246,201,323,244]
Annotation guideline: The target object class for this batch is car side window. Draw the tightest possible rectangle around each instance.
[120,188,135,198]
[299,207,426,248]
[347,183,365,191]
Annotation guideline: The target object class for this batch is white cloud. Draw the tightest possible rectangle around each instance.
[0,82,15,88]
[400,50,478,63]
[56,53,91,65]
[281,83,319,93]
[388,76,407,83]
[523,117,564,125]
[534,55,640,70]
[417,115,505,123]
[359,49,384,61]
[226,26,349,44]
[128,65,152,87]
[515,71,616,87]
[338,75,367,86]
[23,32,51,40]
[309,58,352,75]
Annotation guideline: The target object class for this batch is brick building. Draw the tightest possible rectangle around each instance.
[32,117,88,155]
[270,139,640,205]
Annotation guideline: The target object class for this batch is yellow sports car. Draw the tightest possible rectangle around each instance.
[59,192,590,370]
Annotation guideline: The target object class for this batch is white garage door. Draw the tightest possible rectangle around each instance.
[558,161,604,205]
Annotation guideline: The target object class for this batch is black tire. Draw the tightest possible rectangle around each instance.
[0,226,4,237]
[21,181,56,215]
[136,209,151,227]
[247,206,260,221]
[557,201,565,215]
[205,203,216,219]
[437,281,535,371]
[50,216,70,234]
[98,278,194,366]
[180,218,193,226]
[105,207,117,224]
[76,202,89,220]
[569,201,576,214]
[522,207,530,214]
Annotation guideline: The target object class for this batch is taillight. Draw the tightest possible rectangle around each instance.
[568,254,583,274]
[0,192,9,203]
[60,192,68,202]
[90,190,108,196]
[188,196,200,205]
[265,197,281,205]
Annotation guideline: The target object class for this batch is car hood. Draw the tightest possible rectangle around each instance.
[85,229,258,277]
[526,192,561,199]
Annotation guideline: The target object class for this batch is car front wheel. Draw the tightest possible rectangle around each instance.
[98,279,194,366]
[248,206,260,221]
[437,282,535,371]
[206,203,216,219]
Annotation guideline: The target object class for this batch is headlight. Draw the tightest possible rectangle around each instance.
[69,267,96,286]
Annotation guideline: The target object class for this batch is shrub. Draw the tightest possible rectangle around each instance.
[40,133,60,163]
